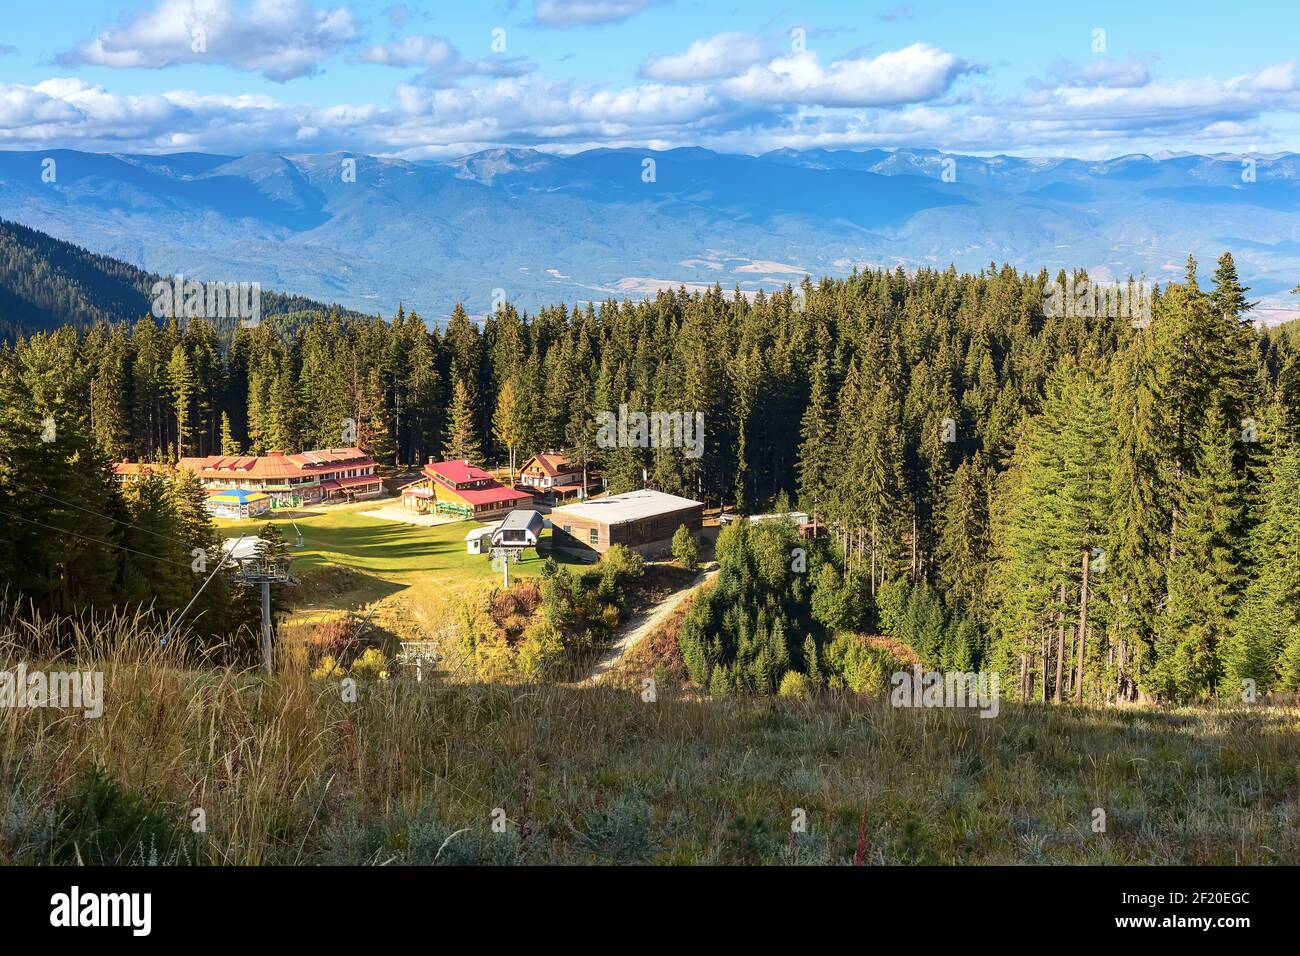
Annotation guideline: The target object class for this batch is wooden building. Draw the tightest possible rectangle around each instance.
[517,451,598,503]
[549,489,703,557]
[168,448,382,507]
[399,459,533,519]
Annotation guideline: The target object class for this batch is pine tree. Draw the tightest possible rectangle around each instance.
[1154,408,1245,700]
[1106,320,1168,699]
[442,379,483,463]
[168,343,194,458]
[935,452,992,619]
[219,412,240,456]
[797,352,834,522]
[1223,441,1300,693]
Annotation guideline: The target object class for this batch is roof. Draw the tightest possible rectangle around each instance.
[179,448,376,481]
[523,452,576,478]
[497,509,545,533]
[209,489,270,504]
[319,474,384,490]
[424,459,494,485]
[464,525,497,540]
[551,489,702,526]
[112,459,172,477]
[450,483,534,507]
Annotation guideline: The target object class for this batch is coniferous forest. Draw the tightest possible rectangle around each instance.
[3,253,1299,703]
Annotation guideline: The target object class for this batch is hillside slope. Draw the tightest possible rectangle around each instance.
[0,217,364,338]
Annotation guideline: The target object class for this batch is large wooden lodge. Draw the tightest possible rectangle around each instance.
[115,447,383,508]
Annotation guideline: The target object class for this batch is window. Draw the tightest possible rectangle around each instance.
[589,528,598,545]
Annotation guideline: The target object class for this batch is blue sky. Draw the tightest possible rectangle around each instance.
[2,0,1298,158]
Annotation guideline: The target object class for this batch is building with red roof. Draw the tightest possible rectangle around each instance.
[159,448,382,507]
[400,459,533,519]
[111,459,175,482]
[517,450,600,503]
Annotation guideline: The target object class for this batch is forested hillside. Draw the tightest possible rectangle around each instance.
[3,254,1299,703]
[0,218,360,339]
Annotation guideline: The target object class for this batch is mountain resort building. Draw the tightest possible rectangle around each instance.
[549,489,703,557]
[517,451,597,503]
[171,448,382,508]
[400,459,534,519]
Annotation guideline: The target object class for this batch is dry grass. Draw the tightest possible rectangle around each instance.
[2,603,1299,865]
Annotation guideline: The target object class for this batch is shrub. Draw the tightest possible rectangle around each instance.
[312,654,347,679]
[825,634,899,694]
[350,647,388,680]
[53,767,188,865]
[671,524,700,570]
[516,619,565,681]
[600,544,645,582]
[778,670,811,698]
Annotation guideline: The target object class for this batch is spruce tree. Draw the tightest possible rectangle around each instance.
[1154,408,1245,700]
[442,379,483,463]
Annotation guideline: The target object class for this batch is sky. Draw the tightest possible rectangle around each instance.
[1,0,1299,159]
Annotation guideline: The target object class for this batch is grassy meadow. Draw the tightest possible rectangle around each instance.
[212,498,583,657]
[2,607,1298,865]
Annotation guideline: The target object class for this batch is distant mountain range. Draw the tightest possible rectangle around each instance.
[2,146,1298,325]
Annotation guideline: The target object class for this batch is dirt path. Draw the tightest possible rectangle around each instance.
[573,565,719,687]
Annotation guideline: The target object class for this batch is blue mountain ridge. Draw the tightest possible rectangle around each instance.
[0,146,1296,324]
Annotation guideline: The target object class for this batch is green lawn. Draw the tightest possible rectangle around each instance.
[212,498,581,638]
[216,503,531,579]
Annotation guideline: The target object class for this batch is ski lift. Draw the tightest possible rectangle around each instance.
[395,641,443,682]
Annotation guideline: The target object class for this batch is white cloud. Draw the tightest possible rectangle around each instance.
[640,32,767,82]
[7,50,1300,161]
[359,35,455,68]
[358,35,534,82]
[534,0,656,27]
[1044,57,1153,90]
[720,44,979,108]
[58,0,359,82]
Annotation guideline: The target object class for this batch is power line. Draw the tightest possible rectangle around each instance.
[25,486,203,552]
[0,506,195,570]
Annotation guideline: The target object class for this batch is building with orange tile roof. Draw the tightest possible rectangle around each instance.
[158,447,382,507]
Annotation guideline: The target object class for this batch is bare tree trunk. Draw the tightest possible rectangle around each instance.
[1041,631,1049,703]
[869,521,877,596]
[1054,583,1066,703]
[910,514,917,582]
[1020,653,1028,701]
[1075,548,1090,705]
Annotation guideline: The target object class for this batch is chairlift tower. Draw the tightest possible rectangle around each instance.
[488,546,522,587]
[231,553,297,674]
[395,641,443,682]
